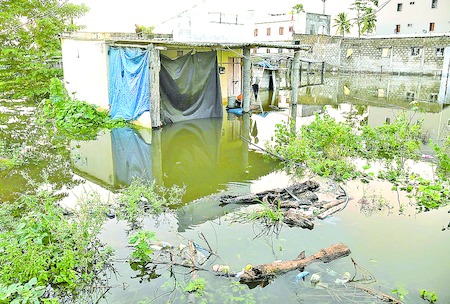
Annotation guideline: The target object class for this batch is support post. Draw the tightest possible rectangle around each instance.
[321,62,325,84]
[243,47,251,112]
[149,46,162,128]
[291,51,301,105]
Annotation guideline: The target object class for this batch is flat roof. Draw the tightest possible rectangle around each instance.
[61,32,312,51]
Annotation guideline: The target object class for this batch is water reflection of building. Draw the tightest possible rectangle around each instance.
[70,115,278,203]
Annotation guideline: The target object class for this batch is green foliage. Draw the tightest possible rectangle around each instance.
[362,112,422,165]
[350,0,378,36]
[0,186,113,302]
[0,277,47,304]
[267,109,450,211]
[225,282,256,304]
[0,139,21,170]
[268,113,360,181]
[39,78,128,140]
[432,136,450,181]
[333,12,352,37]
[135,24,155,34]
[420,289,438,303]
[291,4,304,14]
[249,200,284,223]
[116,177,185,228]
[414,178,449,211]
[391,286,408,302]
[0,0,88,101]
[128,230,157,264]
[183,278,206,297]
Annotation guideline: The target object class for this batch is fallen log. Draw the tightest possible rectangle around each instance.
[238,243,351,283]
[317,203,345,220]
[283,209,314,229]
[321,199,346,210]
[219,180,320,205]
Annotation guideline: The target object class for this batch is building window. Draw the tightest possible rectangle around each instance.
[411,47,421,56]
[278,48,283,53]
[279,27,284,35]
[289,26,293,32]
[266,49,271,53]
[436,47,444,56]
[177,50,183,57]
[254,29,258,36]
[407,23,413,27]
[385,117,391,124]
[429,93,438,102]
[406,92,415,101]
[266,28,271,36]
[397,3,403,11]
[410,1,415,4]
[429,22,435,31]
[395,24,401,33]
[431,0,437,8]
[381,47,391,57]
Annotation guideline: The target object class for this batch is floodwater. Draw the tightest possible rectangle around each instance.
[1,73,449,304]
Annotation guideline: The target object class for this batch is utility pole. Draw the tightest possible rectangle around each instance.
[322,0,326,14]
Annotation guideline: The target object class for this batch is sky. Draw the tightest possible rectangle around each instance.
[70,0,355,33]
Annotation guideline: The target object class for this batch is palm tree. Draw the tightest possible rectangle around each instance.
[333,12,351,37]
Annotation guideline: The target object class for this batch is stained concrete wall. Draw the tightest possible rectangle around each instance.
[294,34,450,75]
[61,38,110,110]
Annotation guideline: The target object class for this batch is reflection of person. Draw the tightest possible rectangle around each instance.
[252,77,260,100]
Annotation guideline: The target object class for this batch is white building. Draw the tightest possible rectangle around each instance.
[376,0,450,35]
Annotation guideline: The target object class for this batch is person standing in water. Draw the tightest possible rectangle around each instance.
[252,76,260,101]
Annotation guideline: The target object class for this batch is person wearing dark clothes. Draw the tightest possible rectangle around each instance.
[252,76,260,100]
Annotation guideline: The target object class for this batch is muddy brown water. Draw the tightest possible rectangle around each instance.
[1,73,449,303]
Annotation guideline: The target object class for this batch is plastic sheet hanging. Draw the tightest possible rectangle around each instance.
[160,51,223,124]
[109,47,150,121]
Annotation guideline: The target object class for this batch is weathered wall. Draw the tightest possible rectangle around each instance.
[294,34,450,75]
[61,38,110,110]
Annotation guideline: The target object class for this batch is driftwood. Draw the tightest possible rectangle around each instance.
[220,180,348,229]
[219,180,320,205]
[317,203,346,219]
[354,284,403,304]
[238,243,351,283]
[283,209,314,230]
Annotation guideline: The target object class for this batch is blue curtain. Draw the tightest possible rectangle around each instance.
[109,47,150,120]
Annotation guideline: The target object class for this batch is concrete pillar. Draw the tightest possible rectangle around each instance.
[149,46,162,128]
[243,47,251,112]
[291,51,301,105]
[438,46,450,104]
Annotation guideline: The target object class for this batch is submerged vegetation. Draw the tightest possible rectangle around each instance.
[266,109,450,211]
[115,177,186,230]
[39,78,128,140]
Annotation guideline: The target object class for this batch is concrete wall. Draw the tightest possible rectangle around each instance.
[294,34,450,75]
[61,38,110,110]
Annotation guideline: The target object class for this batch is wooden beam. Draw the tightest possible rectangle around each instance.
[242,47,251,112]
[291,51,301,105]
[148,46,162,128]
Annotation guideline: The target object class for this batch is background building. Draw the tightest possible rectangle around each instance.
[376,0,450,35]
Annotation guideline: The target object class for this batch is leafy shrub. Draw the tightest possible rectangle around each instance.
[39,78,128,140]
[0,187,113,301]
